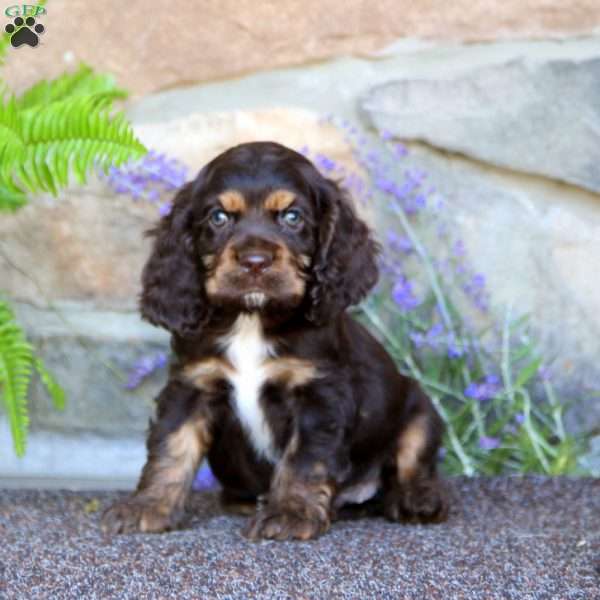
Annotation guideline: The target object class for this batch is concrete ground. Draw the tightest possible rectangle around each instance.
[0,476,599,599]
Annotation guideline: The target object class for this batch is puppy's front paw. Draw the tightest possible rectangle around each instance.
[101,496,178,534]
[244,505,330,541]
[384,479,448,524]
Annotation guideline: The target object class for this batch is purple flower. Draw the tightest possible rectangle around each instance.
[479,436,501,450]
[125,352,168,390]
[394,142,408,158]
[392,276,420,311]
[453,240,466,257]
[464,374,502,401]
[447,333,464,359]
[159,202,172,217]
[192,464,218,491]
[387,231,413,255]
[538,365,552,382]
[514,413,526,425]
[313,153,336,172]
[103,150,188,208]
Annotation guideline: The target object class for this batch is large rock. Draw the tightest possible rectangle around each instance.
[362,58,600,194]
[3,1,600,97]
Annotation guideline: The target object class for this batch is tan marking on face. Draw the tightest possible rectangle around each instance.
[218,190,246,213]
[264,189,295,212]
[205,243,237,296]
[265,357,318,388]
[396,415,428,482]
[275,244,306,298]
[138,416,211,532]
[183,357,234,391]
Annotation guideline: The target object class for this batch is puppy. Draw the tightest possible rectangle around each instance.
[102,141,448,540]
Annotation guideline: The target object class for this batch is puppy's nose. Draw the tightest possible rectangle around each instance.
[238,250,273,274]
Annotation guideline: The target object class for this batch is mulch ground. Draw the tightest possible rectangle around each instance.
[0,476,599,599]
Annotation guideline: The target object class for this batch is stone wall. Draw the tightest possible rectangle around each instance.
[1,1,599,483]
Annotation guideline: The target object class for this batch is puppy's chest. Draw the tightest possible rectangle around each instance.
[184,315,319,461]
[221,315,278,462]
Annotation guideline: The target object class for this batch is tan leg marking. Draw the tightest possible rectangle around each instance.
[396,415,428,482]
[136,417,211,532]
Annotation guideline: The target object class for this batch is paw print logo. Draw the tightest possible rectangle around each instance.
[5,16,45,48]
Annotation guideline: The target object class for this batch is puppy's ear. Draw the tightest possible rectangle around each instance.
[307,177,380,324]
[140,182,210,337]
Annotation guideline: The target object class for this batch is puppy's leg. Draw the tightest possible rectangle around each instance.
[245,385,349,541]
[383,388,448,523]
[102,380,212,534]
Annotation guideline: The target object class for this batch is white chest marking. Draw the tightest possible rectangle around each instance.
[221,314,277,462]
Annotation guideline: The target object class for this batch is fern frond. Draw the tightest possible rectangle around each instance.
[17,63,128,109]
[0,300,66,456]
[0,301,33,456]
[0,179,27,212]
[1,94,146,195]
[34,358,65,410]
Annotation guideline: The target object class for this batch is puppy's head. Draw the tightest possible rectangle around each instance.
[140,141,379,337]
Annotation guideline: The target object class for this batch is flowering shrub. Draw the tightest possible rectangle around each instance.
[115,124,588,477]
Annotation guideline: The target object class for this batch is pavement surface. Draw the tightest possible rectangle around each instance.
[0,476,599,599]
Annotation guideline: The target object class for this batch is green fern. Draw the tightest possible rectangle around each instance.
[0,63,146,209]
[0,300,64,456]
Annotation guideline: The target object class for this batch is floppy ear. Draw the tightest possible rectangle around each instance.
[140,182,211,337]
[306,177,380,324]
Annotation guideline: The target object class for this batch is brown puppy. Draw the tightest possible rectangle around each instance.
[102,141,448,540]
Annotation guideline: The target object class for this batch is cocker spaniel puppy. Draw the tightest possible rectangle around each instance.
[102,141,448,540]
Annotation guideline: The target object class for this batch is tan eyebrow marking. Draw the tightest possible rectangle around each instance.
[218,190,246,213]
[264,189,296,212]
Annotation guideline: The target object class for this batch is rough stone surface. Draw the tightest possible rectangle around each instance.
[0,477,599,599]
[4,1,600,97]
[13,302,168,436]
[362,58,600,194]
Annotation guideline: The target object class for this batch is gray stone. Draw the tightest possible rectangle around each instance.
[362,58,600,194]
[12,302,169,437]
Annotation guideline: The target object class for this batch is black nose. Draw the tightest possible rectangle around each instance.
[238,250,273,274]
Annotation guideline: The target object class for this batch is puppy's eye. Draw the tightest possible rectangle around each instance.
[280,209,302,227]
[209,209,230,227]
